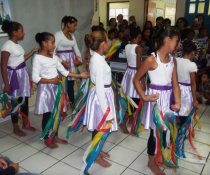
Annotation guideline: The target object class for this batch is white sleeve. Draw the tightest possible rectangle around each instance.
[1,42,12,53]
[54,32,60,48]
[95,61,108,113]
[32,56,42,83]
[55,56,69,77]
[72,35,82,60]
[189,62,197,73]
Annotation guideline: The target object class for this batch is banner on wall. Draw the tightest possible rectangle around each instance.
[0,0,12,36]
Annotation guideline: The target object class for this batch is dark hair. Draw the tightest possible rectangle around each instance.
[130,27,141,41]
[156,16,164,22]
[153,27,179,50]
[35,32,54,46]
[85,31,107,51]
[164,18,171,25]
[175,17,188,28]
[182,39,197,55]
[181,28,194,40]
[108,28,118,38]
[1,20,22,37]
[61,16,77,27]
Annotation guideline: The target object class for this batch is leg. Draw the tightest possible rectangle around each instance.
[147,129,166,175]
[67,80,75,106]
[19,97,36,131]
[119,112,130,134]
[42,112,58,149]
[92,130,111,168]
[11,99,26,137]
[54,129,68,144]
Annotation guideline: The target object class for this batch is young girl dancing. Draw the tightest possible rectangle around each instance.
[121,28,143,133]
[32,32,88,149]
[55,16,82,106]
[176,40,198,122]
[83,31,118,168]
[133,28,181,175]
[1,20,36,136]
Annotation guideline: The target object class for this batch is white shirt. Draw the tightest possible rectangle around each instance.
[32,54,69,84]
[89,51,112,112]
[176,57,197,84]
[55,30,81,58]
[125,44,138,67]
[148,52,174,86]
[1,40,25,67]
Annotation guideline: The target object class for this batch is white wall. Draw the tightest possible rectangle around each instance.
[0,0,94,87]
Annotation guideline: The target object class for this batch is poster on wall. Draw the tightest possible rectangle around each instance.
[0,0,11,37]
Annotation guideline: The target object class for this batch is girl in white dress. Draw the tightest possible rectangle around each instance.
[55,16,82,106]
[1,20,36,137]
[121,28,143,133]
[176,40,198,124]
[32,32,88,149]
[133,28,181,175]
[83,31,118,168]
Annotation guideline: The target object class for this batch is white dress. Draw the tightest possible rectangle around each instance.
[83,51,118,131]
[121,44,139,98]
[176,57,197,116]
[142,52,174,129]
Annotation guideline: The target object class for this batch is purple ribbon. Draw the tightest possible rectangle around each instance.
[7,62,26,95]
[179,82,191,86]
[149,84,172,90]
[57,50,73,53]
[128,66,137,70]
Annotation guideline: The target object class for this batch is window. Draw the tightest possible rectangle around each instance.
[108,2,129,21]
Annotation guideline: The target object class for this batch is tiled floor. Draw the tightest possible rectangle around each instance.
[0,104,210,175]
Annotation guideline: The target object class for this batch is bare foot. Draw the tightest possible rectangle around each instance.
[23,126,36,132]
[55,137,68,144]
[119,124,129,134]
[13,129,27,137]
[95,156,112,168]
[45,140,59,149]
[148,160,166,175]
[100,151,110,158]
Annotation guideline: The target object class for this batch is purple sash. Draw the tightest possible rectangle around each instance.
[149,84,172,90]
[179,82,191,86]
[128,66,137,70]
[7,62,26,95]
[57,50,73,53]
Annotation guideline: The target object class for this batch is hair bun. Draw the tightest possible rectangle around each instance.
[35,32,42,43]
[1,20,12,33]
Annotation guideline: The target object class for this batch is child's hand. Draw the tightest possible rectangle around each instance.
[10,163,19,173]
[80,72,89,79]
[143,93,159,102]
[193,100,199,109]
[3,84,10,93]
[0,158,8,169]
[51,77,60,85]
[171,103,181,112]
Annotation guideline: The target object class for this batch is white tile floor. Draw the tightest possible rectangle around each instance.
[0,104,210,175]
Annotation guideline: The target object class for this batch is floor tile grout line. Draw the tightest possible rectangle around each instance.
[200,152,210,175]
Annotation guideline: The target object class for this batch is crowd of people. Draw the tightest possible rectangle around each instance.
[0,13,209,175]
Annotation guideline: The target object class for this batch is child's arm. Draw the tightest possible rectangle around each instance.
[133,55,159,101]
[171,58,181,111]
[0,51,10,93]
[136,45,145,90]
[24,48,37,61]
[190,72,198,109]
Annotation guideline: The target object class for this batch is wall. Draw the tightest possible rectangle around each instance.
[0,0,94,87]
[175,0,186,20]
